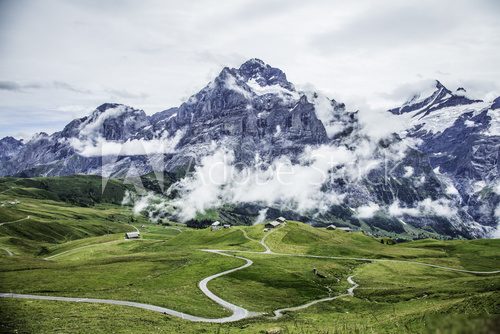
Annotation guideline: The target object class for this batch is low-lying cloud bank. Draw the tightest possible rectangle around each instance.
[123,132,458,225]
[352,198,458,220]
[168,145,350,221]
[68,131,184,157]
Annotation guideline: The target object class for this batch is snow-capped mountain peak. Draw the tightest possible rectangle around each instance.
[236,58,294,91]
[390,80,482,118]
[0,61,498,239]
[77,104,149,140]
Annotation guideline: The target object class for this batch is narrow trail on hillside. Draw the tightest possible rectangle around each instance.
[129,224,140,233]
[225,250,500,275]
[232,225,500,275]
[2,224,499,323]
[271,276,358,319]
[1,248,13,256]
[238,226,273,253]
[0,215,30,226]
[259,228,273,253]
[164,226,183,233]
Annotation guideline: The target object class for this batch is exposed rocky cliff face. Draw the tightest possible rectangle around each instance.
[0,137,24,167]
[0,60,498,238]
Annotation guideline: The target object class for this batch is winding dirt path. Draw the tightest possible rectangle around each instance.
[272,276,358,319]
[1,225,498,323]
[1,249,258,323]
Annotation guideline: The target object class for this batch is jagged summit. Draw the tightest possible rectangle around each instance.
[434,80,452,94]
[95,102,125,113]
[0,60,498,238]
[0,136,24,161]
[198,59,295,100]
[389,80,482,117]
[236,58,293,90]
[0,136,23,144]
[171,59,301,126]
[237,58,266,74]
[492,96,500,109]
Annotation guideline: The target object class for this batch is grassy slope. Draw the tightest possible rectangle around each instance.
[0,176,144,256]
[1,222,499,333]
[0,175,131,206]
[266,222,500,270]
[0,181,498,334]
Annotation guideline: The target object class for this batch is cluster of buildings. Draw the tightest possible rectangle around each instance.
[210,217,287,231]
[210,221,232,230]
[125,219,355,240]
[264,217,286,230]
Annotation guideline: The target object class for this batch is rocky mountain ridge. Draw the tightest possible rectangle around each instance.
[0,59,498,238]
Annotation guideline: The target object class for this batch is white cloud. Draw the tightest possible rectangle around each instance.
[79,105,131,137]
[388,200,420,217]
[388,198,458,218]
[254,208,268,225]
[354,101,410,140]
[69,130,184,157]
[168,145,356,221]
[494,181,500,195]
[491,204,500,239]
[302,89,346,138]
[355,203,380,219]
[164,135,414,221]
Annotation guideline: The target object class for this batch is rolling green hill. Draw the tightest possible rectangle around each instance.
[0,175,132,206]
[0,204,498,334]
[0,176,498,333]
[0,176,146,256]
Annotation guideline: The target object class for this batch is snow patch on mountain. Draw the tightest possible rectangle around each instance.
[304,91,344,138]
[223,73,252,99]
[481,107,500,136]
[416,102,489,134]
[403,166,414,177]
[396,101,490,135]
[246,78,299,102]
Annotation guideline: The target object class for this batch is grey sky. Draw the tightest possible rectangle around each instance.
[1,0,499,139]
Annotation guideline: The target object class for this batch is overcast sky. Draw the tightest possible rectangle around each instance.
[1,0,499,139]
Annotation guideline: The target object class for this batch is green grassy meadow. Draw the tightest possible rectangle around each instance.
[0,177,499,333]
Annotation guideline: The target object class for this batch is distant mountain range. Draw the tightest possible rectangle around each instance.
[1,59,498,238]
